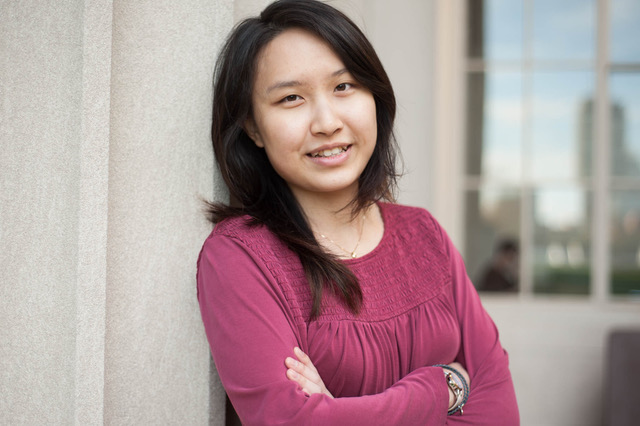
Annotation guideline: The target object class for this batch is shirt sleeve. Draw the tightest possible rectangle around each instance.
[197,233,450,426]
[435,225,520,425]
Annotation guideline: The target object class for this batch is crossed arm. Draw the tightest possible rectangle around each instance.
[285,347,471,411]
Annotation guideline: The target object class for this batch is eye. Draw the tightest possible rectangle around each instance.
[335,83,353,92]
[281,94,301,103]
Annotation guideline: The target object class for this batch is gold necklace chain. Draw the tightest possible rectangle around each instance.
[319,214,366,259]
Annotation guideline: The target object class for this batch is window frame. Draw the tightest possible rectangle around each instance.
[433,0,640,302]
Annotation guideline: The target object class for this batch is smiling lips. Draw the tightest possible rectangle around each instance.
[309,145,350,158]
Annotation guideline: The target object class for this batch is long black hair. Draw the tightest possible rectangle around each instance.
[208,0,399,319]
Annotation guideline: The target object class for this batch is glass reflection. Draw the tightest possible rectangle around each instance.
[464,188,520,292]
[611,191,640,295]
[467,0,523,61]
[610,73,640,177]
[533,187,590,294]
[531,71,594,181]
[611,0,640,62]
[532,0,595,61]
[466,72,523,180]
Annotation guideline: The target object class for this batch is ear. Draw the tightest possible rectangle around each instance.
[244,118,264,148]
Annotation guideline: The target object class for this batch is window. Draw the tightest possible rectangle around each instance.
[462,0,640,298]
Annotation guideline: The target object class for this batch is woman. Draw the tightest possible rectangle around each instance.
[197,0,519,424]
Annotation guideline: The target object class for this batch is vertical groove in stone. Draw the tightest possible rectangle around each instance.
[74,0,113,424]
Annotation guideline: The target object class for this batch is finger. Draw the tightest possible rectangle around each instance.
[286,368,308,394]
[285,357,322,384]
[294,347,319,374]
[286,355,334,399]
[286,368,322,396]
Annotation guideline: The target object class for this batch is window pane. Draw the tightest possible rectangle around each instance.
[533,187,590,294]
[611,0,640,62]
[531,71,594,181]
[464,188,520,292]
[533,0,596,60]
[466,72,523,180]
[467,0,523,61]
[532,0,596,61]
[610,73,640,177]
[611,190,640,295]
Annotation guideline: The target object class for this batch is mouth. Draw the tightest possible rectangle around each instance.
[308,145,350,158]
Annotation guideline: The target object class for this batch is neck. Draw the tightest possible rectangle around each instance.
[290,186,380,259]
[291,184,361,228]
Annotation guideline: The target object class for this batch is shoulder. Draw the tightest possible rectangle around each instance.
[197,215,291,276]
[197,216,308,323]
[379,202,446,246]
[204,215,284,253]
[211,215,266,240]
[196,216,292,290]
[380,202,436,223]
[199,215,303,274]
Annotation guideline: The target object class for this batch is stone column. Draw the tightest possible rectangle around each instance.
[0,0,231,423]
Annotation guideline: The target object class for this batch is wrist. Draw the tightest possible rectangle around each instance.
[434,364,469,416]
[444,372,464,411]
[447,386,455,409]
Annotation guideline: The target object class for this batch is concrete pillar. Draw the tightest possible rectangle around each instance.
[0,0,231,423]
[1,0,84,422]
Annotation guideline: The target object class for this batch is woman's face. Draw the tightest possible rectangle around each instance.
[246,28,377,203]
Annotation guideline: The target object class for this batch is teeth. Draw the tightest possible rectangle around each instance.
[312,146,347,157]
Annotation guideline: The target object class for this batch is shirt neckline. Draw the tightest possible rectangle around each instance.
[343,201,389,265]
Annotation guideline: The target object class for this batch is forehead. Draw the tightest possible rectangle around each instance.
[253,28,346,91]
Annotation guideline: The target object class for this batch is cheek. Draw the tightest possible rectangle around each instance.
[259,117,307,174]
[263,149,302,186]
[258,112,308,151]
[356,98,378,144]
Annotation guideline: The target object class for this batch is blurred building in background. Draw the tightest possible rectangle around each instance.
[460,0,640,298]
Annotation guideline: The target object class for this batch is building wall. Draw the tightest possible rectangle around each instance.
[0,0,231,423]
[484,298,640,426]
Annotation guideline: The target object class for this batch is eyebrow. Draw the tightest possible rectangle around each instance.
[265,68,349,94]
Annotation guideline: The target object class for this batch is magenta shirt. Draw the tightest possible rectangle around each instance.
[197,203,519,425]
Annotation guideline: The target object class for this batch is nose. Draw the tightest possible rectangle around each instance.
[310,98,343,136]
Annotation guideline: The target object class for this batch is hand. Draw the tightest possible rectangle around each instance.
[445,362,470,409]
[285,347,334,398]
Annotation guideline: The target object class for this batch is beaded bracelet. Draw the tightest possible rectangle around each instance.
[433,364,469,415]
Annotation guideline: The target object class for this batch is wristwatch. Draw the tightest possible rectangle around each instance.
[444,372,464,415]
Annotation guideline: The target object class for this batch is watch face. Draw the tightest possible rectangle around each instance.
[446,373,463,396]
